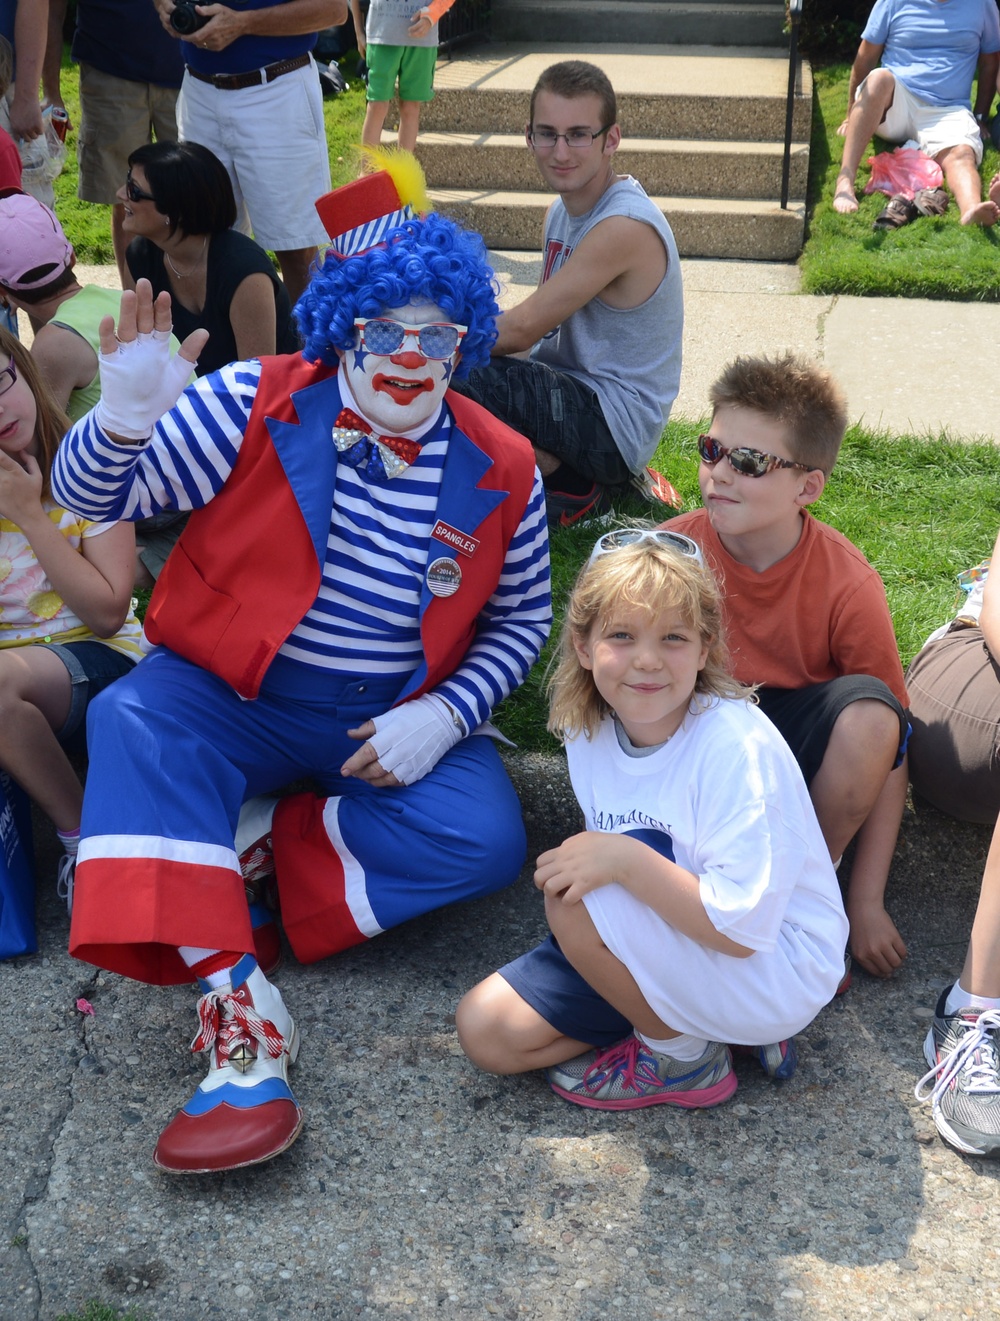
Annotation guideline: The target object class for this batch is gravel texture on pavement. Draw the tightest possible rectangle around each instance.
[2,750,999,1320]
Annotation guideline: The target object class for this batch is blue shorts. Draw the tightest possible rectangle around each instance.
[500,934,632,1049]
[37,640,136,742]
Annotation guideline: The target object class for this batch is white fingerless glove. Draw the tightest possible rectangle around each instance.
[94,329,194,441]
[368,693,466,785]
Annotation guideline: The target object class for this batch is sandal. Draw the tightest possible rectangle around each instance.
[873,192,918,230]
[913,187,949,217]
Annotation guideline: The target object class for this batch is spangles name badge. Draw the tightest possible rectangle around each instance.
[431,519,479,558]
[427,557,462,598]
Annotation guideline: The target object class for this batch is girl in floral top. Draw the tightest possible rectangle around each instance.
[0,327,142,911]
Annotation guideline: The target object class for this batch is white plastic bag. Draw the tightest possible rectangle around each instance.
[18,106,66,201]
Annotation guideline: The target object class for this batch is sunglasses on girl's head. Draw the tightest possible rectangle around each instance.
[125,171,156,204]
[588,527,705,568]
[697,433,816,479]
[353,317,467,361]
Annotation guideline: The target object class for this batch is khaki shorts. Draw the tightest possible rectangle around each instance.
[907,624,1000,824]
[858,73,983,165]
[77,63,179,204]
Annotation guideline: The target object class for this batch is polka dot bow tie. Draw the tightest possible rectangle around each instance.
[331,407,423,482]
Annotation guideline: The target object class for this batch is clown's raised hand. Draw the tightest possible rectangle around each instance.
[94,279,209,443]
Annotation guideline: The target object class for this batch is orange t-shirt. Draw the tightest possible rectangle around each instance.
[668,508,908,707]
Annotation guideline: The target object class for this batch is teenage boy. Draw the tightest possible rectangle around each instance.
[668,354,909,981]
[454,59,683,526]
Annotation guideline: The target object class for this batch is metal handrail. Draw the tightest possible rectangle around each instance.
[439,0,492,55]
[780,0,803,209]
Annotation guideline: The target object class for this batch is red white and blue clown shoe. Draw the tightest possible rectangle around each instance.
[154,954,302,1173]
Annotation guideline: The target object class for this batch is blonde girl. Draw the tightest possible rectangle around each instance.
[457,529,848,1110]
[0,327,143,910]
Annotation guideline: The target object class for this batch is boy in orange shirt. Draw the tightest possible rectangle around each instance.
[668,353,909,980]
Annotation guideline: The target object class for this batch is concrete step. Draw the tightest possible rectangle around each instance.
[490,0,787,46]
[429,46,811,142]
[430,188,805,261]
[415,131,808,201]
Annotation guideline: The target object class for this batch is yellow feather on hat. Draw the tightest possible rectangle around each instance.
[359,145,430,216]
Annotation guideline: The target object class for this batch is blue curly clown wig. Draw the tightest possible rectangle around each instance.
[296,212,500,380]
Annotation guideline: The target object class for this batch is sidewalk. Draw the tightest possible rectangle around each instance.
[76,257,1000,440]
[490,253,1000,441]
[3,262,1000,1320]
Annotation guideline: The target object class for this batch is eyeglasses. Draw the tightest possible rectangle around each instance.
[125,170,156,204]
[354,318,467,361]
[527,125,613,151]
[697,433,816,479]
[588,527,705,568]
[0,357,16,398]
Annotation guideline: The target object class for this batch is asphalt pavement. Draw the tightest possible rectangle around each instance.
[2,260,1000,1320]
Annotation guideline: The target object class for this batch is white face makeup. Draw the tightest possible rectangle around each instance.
[340,301,461,435]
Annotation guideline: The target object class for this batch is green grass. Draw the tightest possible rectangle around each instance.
[51,50,367,264]
[800,63,1000,300]
[55,1305,152,1321]
[493,419,1000,752]
[47,50,1000,756]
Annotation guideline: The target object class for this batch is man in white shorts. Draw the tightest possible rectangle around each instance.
[153,0,345,302]
[833,0,1000,226]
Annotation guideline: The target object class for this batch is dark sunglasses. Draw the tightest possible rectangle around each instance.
[697,433,816,479]
[125,171,156,204]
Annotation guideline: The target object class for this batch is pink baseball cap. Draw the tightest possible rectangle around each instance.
[0,191,74,292]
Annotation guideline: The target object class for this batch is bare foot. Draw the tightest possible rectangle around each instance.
[833,171,859,214]
[989,172,1000,207]
[960,199,1000,226]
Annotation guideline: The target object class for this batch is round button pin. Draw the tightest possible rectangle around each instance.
[427,556,462,597]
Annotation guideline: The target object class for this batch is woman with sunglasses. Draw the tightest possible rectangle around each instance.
[120,140,299,379]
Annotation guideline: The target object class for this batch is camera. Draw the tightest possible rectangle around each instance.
[170,2,210,35]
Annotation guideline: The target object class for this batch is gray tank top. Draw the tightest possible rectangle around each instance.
[532,175,683,472]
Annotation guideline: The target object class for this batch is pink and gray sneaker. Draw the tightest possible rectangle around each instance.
[546,1033,737,1111]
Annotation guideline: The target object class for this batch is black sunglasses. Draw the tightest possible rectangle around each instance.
[125,170,156,205]
[697,433,816,479]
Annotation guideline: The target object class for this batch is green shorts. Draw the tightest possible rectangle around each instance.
[366,43,438,103]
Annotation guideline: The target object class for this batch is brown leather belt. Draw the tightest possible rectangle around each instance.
[185,52,310,91]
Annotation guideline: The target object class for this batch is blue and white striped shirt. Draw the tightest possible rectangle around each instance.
[51,360,552,732]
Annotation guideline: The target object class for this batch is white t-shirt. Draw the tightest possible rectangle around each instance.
[568,697,849,1044]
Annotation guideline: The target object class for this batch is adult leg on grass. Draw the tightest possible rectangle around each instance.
[361,99,391,150]
[0,647,80,831]
[397,100,422,152]
[273,247,318,306]
[455,974,593,1074]
[834,69,896,214]
[936,143,999,226]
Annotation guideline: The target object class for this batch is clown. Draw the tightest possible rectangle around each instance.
[51,151,551,1175]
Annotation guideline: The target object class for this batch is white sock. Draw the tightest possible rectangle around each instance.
[178,946,236,989]
[56,827,80,858]
[638,1030,709,1061]
[945,981,1000,1016]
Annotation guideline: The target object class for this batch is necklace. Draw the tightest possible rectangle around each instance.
[165,237,208,279]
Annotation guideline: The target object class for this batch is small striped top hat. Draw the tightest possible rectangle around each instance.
[315,147,431,258]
